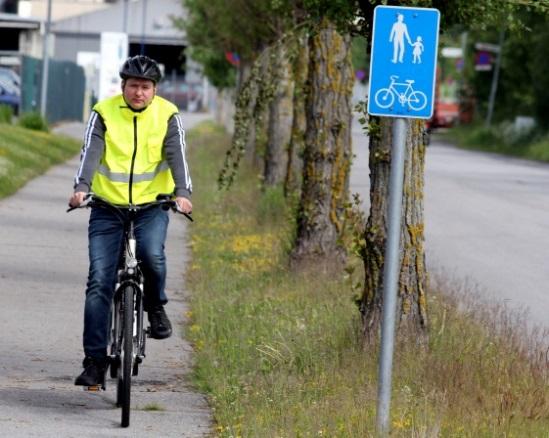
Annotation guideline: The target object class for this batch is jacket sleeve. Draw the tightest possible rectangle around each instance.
[73,111,106,193]
[164,113,192,199]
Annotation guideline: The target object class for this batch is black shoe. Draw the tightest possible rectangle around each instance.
[75,356,108,386]
[148,305,172,339]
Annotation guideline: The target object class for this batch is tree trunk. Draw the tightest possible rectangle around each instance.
[284,33,309,198]
[360,117,428,340]
[263,43,295,186]
[291,21,353,266]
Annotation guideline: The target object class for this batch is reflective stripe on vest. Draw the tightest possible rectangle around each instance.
[97,161,170,183]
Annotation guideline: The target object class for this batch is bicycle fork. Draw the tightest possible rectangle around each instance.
[125,226,147,369]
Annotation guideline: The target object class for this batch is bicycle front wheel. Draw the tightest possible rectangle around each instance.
[120,285,135,428]
[374,88,395,109]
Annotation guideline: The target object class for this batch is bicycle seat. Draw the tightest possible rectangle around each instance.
[405,80,415,84]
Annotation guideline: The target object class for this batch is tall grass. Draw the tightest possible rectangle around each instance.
[186,122,549,437]
[0,124,80,198]
[0,104,13,124]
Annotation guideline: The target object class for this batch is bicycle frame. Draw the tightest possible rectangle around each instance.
[387,77,414,103]
[109,213,147,427]
[110,218,146,374]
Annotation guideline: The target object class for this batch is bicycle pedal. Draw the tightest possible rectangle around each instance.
[85,385,102,392]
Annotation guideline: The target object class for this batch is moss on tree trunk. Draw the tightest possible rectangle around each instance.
[284,33,309,197]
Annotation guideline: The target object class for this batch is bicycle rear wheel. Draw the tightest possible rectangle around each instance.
[374,88,395,109]
[119,285,134,428]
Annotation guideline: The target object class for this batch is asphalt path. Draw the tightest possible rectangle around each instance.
[0,113,212,437]
[350,120,549,331]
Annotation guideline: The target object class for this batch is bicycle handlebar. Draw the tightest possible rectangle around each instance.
[67,194,194,222]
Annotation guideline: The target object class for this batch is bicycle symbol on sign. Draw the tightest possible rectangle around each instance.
[374,75,428,111]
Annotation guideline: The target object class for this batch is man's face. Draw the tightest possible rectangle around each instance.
[122,77,156,110]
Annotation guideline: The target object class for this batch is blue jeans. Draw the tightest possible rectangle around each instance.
[83,205,169,358]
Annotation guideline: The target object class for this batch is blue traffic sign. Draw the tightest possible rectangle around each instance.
[367,6,440,119]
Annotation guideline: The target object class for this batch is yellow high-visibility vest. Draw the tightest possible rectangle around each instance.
[91,94,178,205]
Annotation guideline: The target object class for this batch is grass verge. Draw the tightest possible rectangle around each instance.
[443,123,549,162]
[187,122,549,437]
[0,124,80,199]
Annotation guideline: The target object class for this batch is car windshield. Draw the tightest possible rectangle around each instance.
[0,68,20,95]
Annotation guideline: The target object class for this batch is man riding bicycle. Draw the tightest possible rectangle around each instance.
[68,55,192,387]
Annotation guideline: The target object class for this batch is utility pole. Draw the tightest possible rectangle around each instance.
[122,0,129,33]
[140,0,147,55]
[40,0,53,118]
[457,31,468,126]
[485,31,504,128]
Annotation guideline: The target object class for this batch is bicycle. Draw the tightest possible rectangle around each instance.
[68,194,192,427]
[374,75,428,111]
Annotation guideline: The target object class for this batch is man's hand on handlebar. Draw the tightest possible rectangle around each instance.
[69,191,87,208]
[175,196,192,214]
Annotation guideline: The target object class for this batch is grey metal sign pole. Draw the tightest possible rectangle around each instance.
[376,117,407,434]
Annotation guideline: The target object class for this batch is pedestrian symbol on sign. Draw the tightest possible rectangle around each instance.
[412,37,424,64]
[390,14,412,63]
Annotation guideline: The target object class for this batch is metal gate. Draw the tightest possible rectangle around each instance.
[21,55,85,123]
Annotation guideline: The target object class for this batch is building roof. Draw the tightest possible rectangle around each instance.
[0,12,40,29]
[52,0,187,45]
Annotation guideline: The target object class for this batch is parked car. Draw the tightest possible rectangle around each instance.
[156,79,203,112]
[0,84,19,112]
[0,67,21,113]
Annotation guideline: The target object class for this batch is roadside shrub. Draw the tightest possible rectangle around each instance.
[0,104,13,124]
[500,120,542,147]
[467,125,501,147]
[18,111,49,132]
[526,135,549,161]
[446,122,549,161]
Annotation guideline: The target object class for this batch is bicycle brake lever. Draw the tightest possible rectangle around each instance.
[172,204,193,221]
[183,212,193,222]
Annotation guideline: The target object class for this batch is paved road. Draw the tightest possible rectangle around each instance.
[0,113,212,437]
[350,122,549,331]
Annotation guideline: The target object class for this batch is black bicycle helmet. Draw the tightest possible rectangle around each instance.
[119,55,162,84]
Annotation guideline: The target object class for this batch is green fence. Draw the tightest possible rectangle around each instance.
[21,55,85,123]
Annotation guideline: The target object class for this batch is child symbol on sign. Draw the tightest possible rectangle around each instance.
[411,36,424,64]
